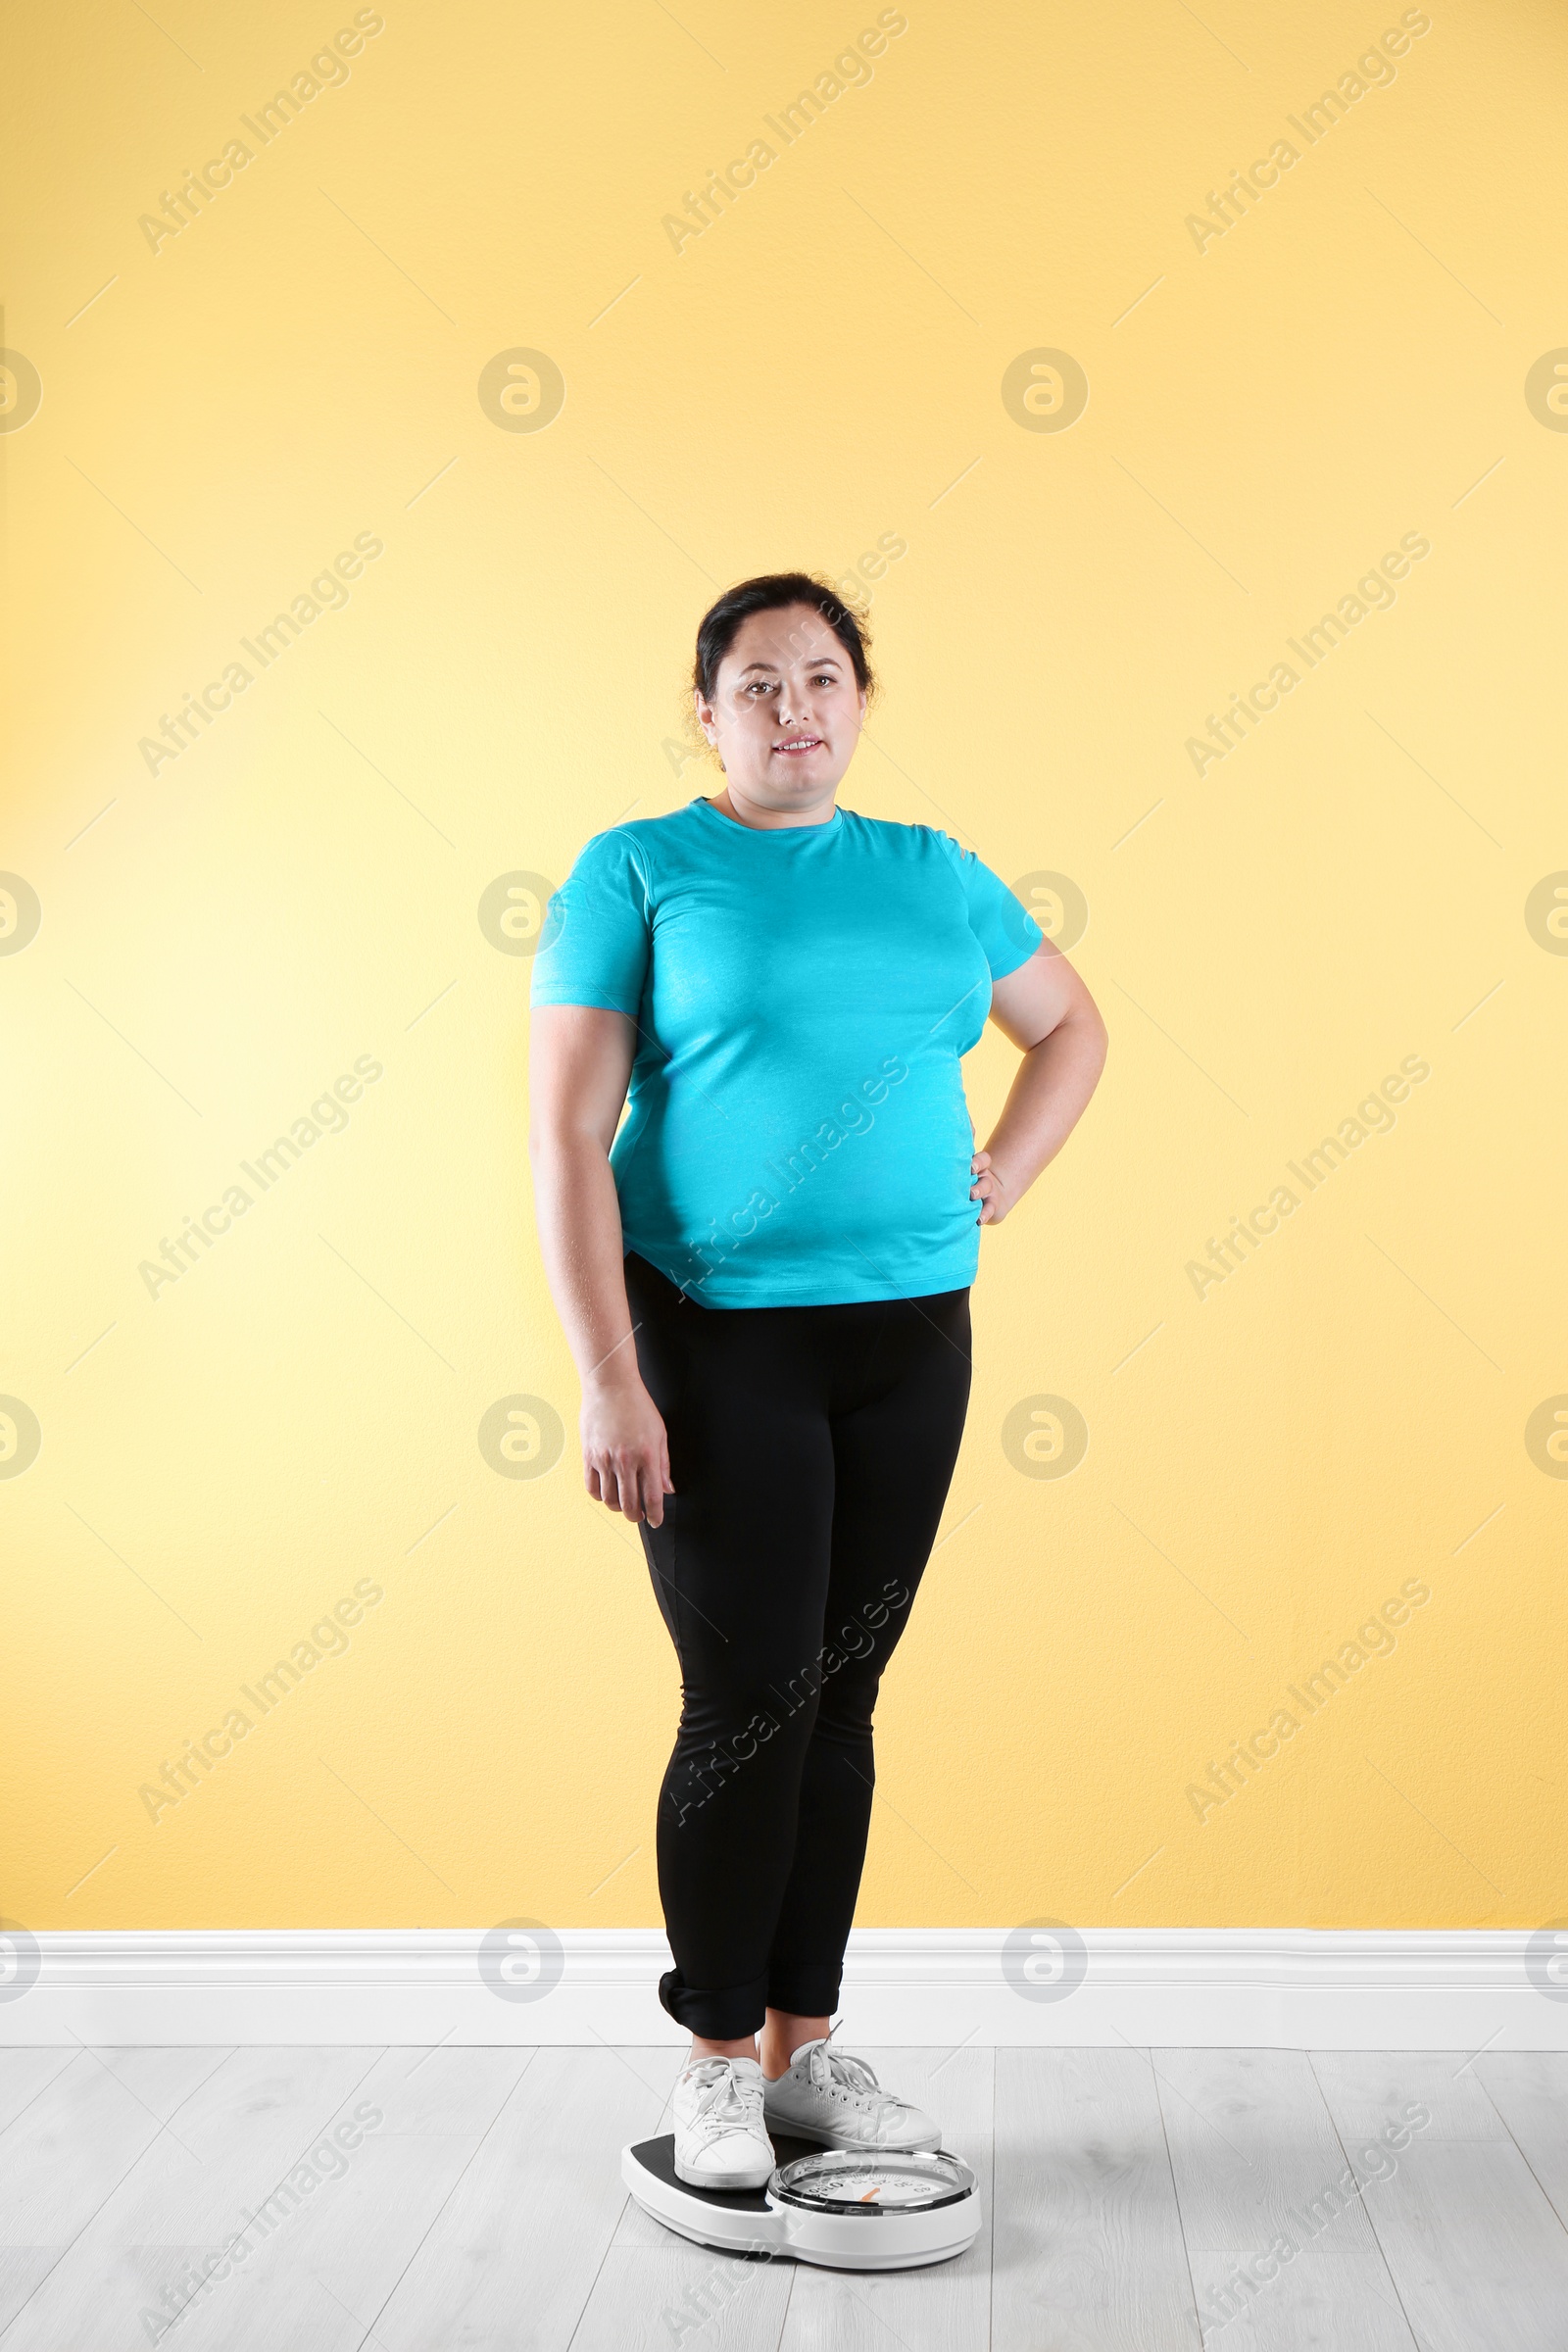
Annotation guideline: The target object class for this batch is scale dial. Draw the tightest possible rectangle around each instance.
[768,2148,975,2215]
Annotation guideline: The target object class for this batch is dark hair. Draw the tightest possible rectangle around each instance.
[691,571,877,708]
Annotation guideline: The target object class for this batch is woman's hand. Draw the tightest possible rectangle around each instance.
[969,1147,1010,1226]
[581,1373,675,1526]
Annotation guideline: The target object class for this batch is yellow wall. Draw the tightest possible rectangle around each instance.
[4,0,1564,1937]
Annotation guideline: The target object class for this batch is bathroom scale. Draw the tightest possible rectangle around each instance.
[621,2129,982,2270]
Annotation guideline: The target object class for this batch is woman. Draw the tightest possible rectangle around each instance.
[528,573,1106,2189]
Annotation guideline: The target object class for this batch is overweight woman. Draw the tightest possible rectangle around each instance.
[528,572,1106,2190]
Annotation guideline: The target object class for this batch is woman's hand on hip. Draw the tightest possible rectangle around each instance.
[969,1147,1009,1225]
[581,1375,675,1526]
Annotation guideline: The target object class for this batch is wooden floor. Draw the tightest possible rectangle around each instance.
[2,2043,1567,2347]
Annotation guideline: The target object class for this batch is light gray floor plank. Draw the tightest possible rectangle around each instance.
[4,2044,385,2348]
[1156,2046,1416,2350]
[0,2044,226,2337]
[126,2045,534,2352]
[1309,2048,1504,2140]
[0,2050,78,2141]
[992,2045,1202,2352]
[1477,2052,1568,2228]
[367,2045,694,2351]
[1311,2049,1568,2352]
[571,2238,794,2352]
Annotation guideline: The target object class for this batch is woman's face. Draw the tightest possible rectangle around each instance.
[695,602,866,810]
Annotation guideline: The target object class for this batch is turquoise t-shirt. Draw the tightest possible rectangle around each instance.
[529,795,1045,1306]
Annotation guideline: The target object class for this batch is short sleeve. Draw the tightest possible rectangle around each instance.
[939,834,1046,978]
[529,827,652,1015]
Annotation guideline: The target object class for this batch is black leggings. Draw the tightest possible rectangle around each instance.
[625,1249,973,2039]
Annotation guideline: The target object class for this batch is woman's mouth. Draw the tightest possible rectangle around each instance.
[772,735,824,757]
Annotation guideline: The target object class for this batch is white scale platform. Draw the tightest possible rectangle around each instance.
[622,2129,982,2271]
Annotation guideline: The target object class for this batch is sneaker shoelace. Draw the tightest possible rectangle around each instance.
[804,2043,911,2134]
[683,2059,764,2143]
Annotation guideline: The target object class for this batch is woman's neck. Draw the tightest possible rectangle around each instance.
[707,785,838,831]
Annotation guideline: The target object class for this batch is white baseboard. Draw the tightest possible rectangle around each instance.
[5,1929,1563,2048]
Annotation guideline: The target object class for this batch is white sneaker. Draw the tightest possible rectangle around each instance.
[761,2032,940,2153]
[671,2054,776,2190]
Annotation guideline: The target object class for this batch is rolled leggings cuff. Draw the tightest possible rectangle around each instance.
[765,1965,843,2020]
[659,1965,769,2039]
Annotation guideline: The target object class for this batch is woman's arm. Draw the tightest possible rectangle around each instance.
[527,1004,674,1526]
[969,943,1108,1225]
